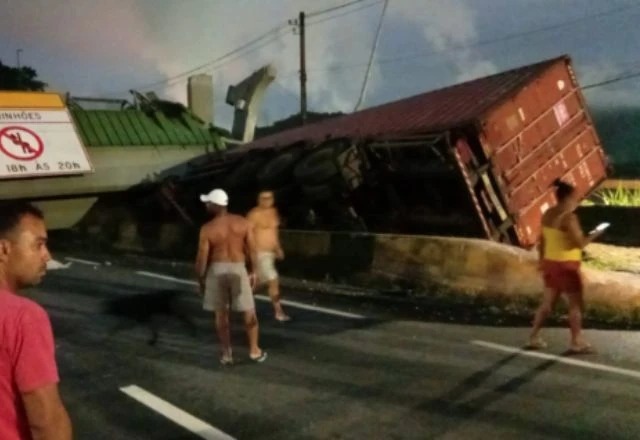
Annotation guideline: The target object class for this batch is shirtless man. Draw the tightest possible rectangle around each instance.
[195,188,267,365]
[246,190,291,322]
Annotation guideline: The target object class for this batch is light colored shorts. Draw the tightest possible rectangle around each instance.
[203,262,255,312]
[257,252,278,283]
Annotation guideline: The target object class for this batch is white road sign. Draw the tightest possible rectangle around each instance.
[0,109,93,179]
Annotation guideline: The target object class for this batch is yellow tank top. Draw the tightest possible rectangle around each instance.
[542,226,582,261]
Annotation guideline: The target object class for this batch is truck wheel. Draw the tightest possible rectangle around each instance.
[273,183,299,204]
[293,138,352,185]
[301,182,334,201]
[223,152,270,189]
[301,175,347,201]
[257,147,305,188]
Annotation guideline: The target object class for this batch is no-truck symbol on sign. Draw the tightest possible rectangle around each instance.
[0,126,44,161]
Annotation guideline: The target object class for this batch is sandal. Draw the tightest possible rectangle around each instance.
[568,343,595,355]
[525,337,548,350]
[220,351,233,366]
[250,351,268,363]
[276,315,292,322]
[220,356,234,366]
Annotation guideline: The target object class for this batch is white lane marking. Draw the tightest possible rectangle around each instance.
[277,298,365,319]
[46,259,72,270]
[120,385,235,440]
[65,257,101,266]
[472,340,640,380]
[136,270,366,319]
[137,271,194,285]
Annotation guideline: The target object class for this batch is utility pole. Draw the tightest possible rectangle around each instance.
[298,11,307,125]
[16,49,23,68]
[290,12,307,125]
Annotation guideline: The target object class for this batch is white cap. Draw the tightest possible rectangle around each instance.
[200,188,228,206]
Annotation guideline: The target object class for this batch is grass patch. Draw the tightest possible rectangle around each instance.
[588,185,640,206]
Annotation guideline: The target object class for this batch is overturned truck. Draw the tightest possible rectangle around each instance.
[169,55,608,249]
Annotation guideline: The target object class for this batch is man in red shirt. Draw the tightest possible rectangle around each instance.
[0,201,72,440]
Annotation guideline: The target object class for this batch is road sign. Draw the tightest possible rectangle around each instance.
[0,126,44,160]
[0,100,93,179]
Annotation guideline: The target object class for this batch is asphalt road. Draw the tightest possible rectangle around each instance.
[21,251,640,439]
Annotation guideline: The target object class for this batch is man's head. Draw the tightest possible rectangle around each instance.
[200,188,228,215]
[0,201,51,290]
[257,190,275,209]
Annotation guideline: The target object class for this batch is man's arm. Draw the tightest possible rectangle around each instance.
[22,384,72,440]
[274,209,284,259]
[15,307,71,440]
[245,219,258,277]
[195,227,210,292]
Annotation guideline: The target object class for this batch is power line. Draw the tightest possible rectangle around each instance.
[353,0,388,111]
[306,0,371,18]
[583,70,640,90]
[307,0,384,26]
[110,23,290,95]
[302,2,640,75]
[138,31,289,93]
[109,0,379,97]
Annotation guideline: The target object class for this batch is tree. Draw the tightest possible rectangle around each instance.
[0,60,47,91]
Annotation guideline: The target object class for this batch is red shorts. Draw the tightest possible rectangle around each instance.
[541,260,582,293]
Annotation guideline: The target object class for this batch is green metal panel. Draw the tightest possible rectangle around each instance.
[152,111,185,145]
[70,107,224,148]
[70,110,93,145]
[97,111,124,146]
[88,112,112,146]
[124,111,151,145]
[105,111,130,145]
[139,112,166,145]
[183,114,209,144]
[118,112,143,145]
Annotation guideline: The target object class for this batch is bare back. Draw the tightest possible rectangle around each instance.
[201,214,251,263]
[247,207,280,252]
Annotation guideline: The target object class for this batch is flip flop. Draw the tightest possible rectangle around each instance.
[250,351,268,363]
[568,344,596,355]
[220,356,234,366]
[525,338,547,350]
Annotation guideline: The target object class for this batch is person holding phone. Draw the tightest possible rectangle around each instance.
[527,179,607,353]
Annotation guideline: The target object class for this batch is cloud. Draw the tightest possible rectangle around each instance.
[1,0,166,68]
[0,0,499,129]
[3,0,634,135]
[393,0,496,74]
[577,62,640,107]
[109,1,389,126]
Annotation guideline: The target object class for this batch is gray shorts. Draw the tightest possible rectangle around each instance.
[203,262,255,312]
[257,252,278,283]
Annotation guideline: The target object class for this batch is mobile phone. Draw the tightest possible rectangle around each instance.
[591,222,610,234]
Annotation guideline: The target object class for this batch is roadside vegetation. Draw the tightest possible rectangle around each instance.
[582,185,640,207]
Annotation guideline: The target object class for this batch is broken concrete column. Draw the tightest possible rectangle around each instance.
[225,64,276,142]
[187,74,214,125]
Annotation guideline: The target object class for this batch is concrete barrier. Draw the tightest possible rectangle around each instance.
[279,230,542,296]
[68,212,640,324]
[278,229,640,322]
